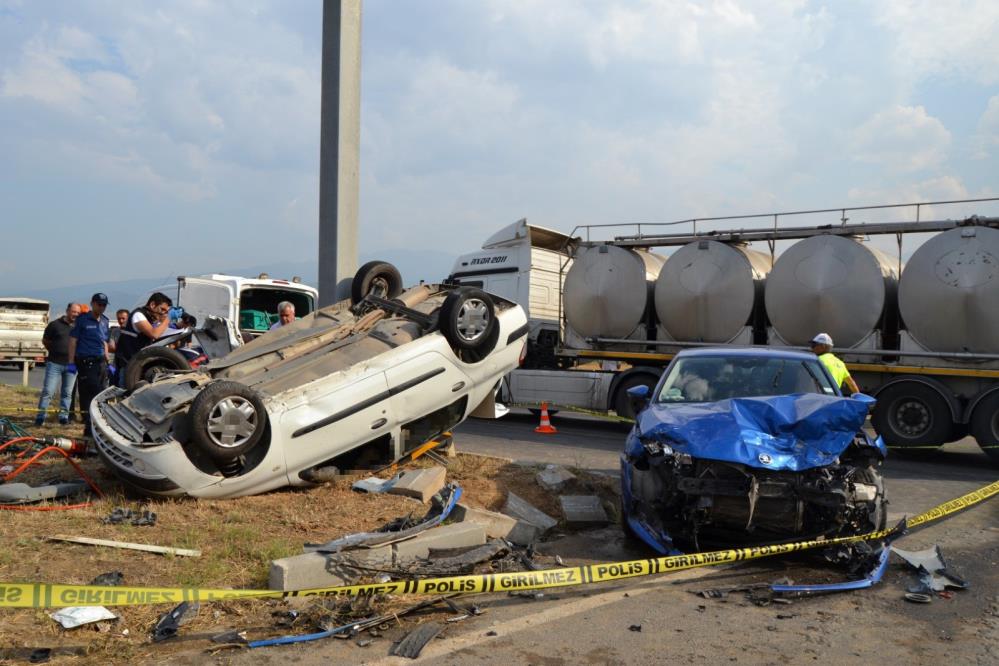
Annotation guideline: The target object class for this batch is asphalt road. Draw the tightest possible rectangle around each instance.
[227,410,998,666]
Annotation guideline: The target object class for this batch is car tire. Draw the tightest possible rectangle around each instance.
[871,382,952,449]
[351,260,403,305]
[124,346,191,391]
[852,466,887,531]
[969,392,999,464]
[439,288,498,357]
[188,380,268,464]
[612,374,659,421]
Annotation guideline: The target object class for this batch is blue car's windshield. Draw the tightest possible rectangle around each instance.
[656,356,837,403]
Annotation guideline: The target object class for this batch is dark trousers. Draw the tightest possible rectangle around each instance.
[75,356,107,438]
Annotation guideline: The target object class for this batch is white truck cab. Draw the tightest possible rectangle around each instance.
[140,274,319,347]
[449,219,573,365]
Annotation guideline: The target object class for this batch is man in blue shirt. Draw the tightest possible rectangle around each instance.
[68,292,111,438]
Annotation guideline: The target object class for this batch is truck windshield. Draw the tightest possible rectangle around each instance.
[656,356,837,403]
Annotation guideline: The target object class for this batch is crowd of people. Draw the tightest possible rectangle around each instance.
[35,293,300,437]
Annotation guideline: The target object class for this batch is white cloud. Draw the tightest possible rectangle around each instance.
[974,95,999,158]
[849,106,951,171]
[873,1,999,86]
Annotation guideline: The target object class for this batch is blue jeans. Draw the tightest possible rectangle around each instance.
[37,361,77,422]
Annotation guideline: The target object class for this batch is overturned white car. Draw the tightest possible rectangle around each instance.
[91,263,527,498]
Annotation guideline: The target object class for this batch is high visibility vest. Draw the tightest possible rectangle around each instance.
[819,352,851,391]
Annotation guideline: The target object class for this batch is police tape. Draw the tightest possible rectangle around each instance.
[1,479,996,609]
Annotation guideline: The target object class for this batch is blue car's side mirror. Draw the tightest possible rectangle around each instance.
[627,385,651,399]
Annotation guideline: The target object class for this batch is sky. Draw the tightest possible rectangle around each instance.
[2,0,998,293]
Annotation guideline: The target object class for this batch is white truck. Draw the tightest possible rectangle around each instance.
[140,274,318,347]
[0,297,50,384]
[450,201,999,462]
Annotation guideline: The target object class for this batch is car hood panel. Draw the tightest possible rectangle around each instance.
[633,393,875,471]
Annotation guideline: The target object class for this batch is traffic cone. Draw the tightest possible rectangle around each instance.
[534,402,558,434]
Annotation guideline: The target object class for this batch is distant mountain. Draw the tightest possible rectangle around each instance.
[18,249,457,315]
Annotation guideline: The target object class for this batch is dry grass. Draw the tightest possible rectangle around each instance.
[0,383,619,662]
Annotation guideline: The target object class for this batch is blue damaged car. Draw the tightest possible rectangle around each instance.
[621,348,887,554]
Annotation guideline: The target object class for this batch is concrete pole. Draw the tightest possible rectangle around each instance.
[318,0,362,306]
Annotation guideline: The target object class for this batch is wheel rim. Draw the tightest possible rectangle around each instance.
[368,277,389,298]
[892,398,932,438]
[456,298,490,342]
[144,365,169,383]
[206,396,258,448]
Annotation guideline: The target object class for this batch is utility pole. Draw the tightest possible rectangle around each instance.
[318,0,362,306]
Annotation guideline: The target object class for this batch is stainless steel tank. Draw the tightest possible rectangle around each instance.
[765,235,898,347]
[898,225,999,354]
[563,244,665,339]
[654,241,772,343]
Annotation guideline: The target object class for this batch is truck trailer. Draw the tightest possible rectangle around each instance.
[449,199,999,461]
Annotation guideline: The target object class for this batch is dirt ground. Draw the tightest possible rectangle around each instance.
[0,383,618,664]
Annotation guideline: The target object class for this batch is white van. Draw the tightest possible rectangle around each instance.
[139,274,319,347]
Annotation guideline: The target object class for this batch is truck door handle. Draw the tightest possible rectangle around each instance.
[451,382,466,392]
[370,418,387,430]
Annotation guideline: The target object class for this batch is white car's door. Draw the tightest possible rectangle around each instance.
[278,371,394,476]
[384,344,468,433]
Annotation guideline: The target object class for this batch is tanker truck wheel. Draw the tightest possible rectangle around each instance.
[871,382,951,450]
[969,392,999,463]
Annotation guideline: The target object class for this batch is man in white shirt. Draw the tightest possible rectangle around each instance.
[270,302,295,330]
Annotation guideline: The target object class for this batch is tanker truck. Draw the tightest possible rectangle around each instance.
[449,200,999,461]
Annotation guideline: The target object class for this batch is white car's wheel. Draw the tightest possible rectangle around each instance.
[440,288,498,358]
[188,381,267,465]
[351,260,403,305]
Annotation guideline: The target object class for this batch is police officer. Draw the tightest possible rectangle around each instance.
[810,332,860,395]
[115,292,173,387]
[67,293,111,438]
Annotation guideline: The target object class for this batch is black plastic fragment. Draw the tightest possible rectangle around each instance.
[628,624,642,632]
[390,622,444,659]
[89,571,124,587]
[28,648,52,664]
[152,601,196,642]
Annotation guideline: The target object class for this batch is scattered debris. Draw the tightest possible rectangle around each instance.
[307,484,462,553]
[47,535,200,557]
[502,492,558,533]
[152,602,199,642]
[0,481,89,505]
[28,648,52,664]
[892,545,969,592]
[485,630,498,637]
[356,638,373,647]
[628,624,642,632]
[452,502,536,545]
[390,622,444,658]
[351,476,398,494]
[102,507,157,526]
[211,630,248,644]
[49,606,117,629]
[537,465,576,492]
[559,495,610,526]
[89,571,124,587]
[408,540,509,575]
[388,466,447,503]
[904,592,933,604]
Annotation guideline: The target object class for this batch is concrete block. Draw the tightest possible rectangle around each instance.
[536,465,576,492]
[269,545,393,591]
[502,492,558,532]
[393,522,486,563]
[452,502,539,546]
[559,495,609,526]
[388,466,447,503]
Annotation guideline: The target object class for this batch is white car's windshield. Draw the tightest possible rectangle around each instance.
[656,356,837,403]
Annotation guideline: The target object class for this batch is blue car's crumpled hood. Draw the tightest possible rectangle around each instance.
[631,393,878,471]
